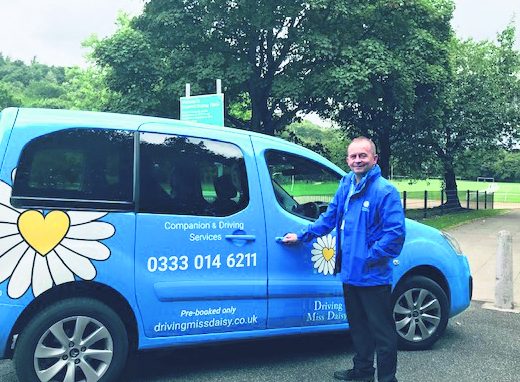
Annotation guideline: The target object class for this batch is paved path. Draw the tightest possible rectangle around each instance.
[447,209,520,307]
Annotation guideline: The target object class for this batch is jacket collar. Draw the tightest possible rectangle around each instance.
[347,164,381,193]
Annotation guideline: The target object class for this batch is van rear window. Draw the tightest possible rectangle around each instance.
[11,128,134,210]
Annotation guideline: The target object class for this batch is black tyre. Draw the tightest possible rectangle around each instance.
[392,275,449,350]
[14,297,128,382]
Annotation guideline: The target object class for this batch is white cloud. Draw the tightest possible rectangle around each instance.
[452,0,520,47]
[0,0,144,67]
[0,0,519,68]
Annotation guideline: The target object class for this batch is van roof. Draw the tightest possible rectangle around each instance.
[8,107,319,155]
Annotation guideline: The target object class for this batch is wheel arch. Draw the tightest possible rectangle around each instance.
[394,265,451,307]
[5,281,138,359]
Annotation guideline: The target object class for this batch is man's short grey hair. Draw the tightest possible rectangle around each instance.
[349,136,377,156]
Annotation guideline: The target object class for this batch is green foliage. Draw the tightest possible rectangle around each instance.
[0,82,21,109]
[421,25,520,206]
[309,0,454,178]
[409,209,509,230]
[455,148,520,183]
[58,67,115,111]
[279,120,348,170]
[0,53,114,111]
[90,0,369,134]
[228,92,252,123]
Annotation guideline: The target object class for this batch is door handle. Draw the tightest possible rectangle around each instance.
[224,234,256,241]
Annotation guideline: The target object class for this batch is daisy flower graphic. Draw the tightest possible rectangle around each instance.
[311,234,336,275]
[0,179,115,299]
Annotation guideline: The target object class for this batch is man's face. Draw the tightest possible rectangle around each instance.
[347,140,378,178]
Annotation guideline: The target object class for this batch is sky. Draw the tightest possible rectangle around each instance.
[0,0,519,67]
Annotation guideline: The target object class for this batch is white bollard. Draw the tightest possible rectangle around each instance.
[495,230,513,310]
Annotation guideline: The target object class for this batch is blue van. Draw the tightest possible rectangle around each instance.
[0,108,471,382]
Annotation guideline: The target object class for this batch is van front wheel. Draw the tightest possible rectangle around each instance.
[14,297,128,382]
[392,276,449,350]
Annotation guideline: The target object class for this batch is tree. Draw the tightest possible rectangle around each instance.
[0,83,21,109]
[455,148,520,183]
[280,120,348,169]
[424,26,520,207]
[307,0,453,179]
[90,1,359,135]
[58,67,115,111]
[0,52,113,111]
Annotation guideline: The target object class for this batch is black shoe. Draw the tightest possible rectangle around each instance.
[333,369,375,381]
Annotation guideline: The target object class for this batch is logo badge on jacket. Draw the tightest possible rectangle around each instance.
[362,200,370,212]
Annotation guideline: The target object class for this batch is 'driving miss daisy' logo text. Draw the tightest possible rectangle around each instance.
[0,180,115,299]
[311,234,336,275]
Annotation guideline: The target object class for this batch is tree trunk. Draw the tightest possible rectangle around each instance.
[249,77,273,135]
[443,162,462,209]
[377,127,391,178]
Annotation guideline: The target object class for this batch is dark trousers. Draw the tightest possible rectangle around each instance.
[343,284,397,382]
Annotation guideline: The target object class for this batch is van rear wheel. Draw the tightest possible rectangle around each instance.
[14,297,128,382]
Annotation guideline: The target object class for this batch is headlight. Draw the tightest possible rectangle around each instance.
[441,231,463,255]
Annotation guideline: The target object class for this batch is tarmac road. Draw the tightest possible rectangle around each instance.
[447,209,520,306]
[1,301,519,382]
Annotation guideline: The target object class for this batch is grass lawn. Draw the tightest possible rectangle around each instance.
[406,209,510,230]
[281,180,514,230]
[392,178,520,203]
[282,181,340,196]
[284,179,520,203]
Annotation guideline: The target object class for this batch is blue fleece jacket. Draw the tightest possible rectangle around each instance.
[299,165,405,286]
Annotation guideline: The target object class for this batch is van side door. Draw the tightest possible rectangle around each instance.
[252,137,346,329]
[134,125,267,342]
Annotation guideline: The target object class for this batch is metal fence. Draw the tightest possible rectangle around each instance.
[401,190,495,218]
[295,189,498,218]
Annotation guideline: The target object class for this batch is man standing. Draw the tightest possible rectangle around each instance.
[283,137,405,382]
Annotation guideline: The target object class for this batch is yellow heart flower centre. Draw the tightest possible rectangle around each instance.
[322,247,334,261]
[18,210,70,256]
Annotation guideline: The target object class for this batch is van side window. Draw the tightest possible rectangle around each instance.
[265,150,342,220]
[139,132,249,216]
[12,128,134,210]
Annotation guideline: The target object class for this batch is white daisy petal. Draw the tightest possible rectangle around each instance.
[327,234,334,248]
[323,262,329,275]
[317,236,325,248]
[32,255,53,297]
[66,222,115,240]
[46,251,75,285]
[0,223,20,238]
[0,235,24,255]
[312,242,322,250]
[318,259,325,273]
[323,263,332,276]
[0,241,29,282]
[0,181,25,214]
[59,239,111,261]
[314,257,323,269]
[311,249,322,255]
[322,235,330,248]
[311,254,324,261]
[329,260,336,273]
[8,249,36,299]
[0,204,20,224]
[0,181,14,205]
[68,211,108,226]
[55,246,96,280]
